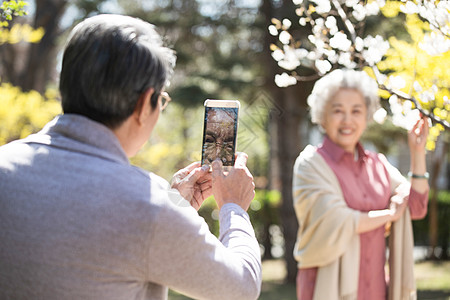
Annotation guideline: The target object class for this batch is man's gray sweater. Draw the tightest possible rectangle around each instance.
[0,114,261,300]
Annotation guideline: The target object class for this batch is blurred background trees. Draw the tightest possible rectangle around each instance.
[1,0,449,286]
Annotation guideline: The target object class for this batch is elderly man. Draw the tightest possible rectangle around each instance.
[0,14,261,300]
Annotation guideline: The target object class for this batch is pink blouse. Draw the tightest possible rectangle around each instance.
[296,137,429,300]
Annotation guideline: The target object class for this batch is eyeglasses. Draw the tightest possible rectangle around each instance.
[160,91,171,111]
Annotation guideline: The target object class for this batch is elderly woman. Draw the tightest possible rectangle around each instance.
[293,69,429,300]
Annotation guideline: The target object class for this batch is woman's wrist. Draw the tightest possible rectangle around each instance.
[408,171,429,179]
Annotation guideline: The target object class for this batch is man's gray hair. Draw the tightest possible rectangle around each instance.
[59,14,176,128]
[307,69,380,128]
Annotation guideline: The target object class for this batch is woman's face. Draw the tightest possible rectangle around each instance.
[321,88,367,153]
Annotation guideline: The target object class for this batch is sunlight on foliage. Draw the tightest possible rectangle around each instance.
[0,83,61,145]
[269,0,449,151]
[0,23,44,44]
[1,0,43,44]
[0,0,27,24]
[377,13,450,150]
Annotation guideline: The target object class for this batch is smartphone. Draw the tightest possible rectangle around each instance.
[201,99,240,170]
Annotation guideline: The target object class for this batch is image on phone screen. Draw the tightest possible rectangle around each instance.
[201,105,238,167]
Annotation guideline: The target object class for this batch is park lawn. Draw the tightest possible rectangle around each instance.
[169,259,450,300]
[415,260,450,293]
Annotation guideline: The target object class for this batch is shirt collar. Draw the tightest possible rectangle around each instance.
[320,135,367,163]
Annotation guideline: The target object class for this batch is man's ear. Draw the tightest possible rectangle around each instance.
[134,88,155,125]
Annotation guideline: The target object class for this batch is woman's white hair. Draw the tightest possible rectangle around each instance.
[307,69,380,128]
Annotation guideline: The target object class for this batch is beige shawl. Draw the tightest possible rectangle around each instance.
[293,145,416,300]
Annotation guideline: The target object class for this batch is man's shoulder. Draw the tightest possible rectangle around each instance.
[0,138,37,171]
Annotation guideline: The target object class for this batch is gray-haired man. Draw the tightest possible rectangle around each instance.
[0,14,261,300]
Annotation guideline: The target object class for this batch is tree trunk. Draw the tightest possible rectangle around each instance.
[260,0,314,283]
[18,0,67,93]
[276,86,311,282]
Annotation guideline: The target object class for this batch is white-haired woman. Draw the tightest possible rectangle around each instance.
[293,69,429,300]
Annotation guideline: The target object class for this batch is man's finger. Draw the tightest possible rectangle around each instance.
[186,164,209,184]
[211,160,223,179]
[184,161,202,172]
[234,152,248,168]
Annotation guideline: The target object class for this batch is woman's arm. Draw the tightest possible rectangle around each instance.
[356,194,408,234]
[358,117,430,233]
[407,117,430,194]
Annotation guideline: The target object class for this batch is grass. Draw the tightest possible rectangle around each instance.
[169,259,450,300]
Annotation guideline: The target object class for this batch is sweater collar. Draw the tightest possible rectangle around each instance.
[25,114,129,165]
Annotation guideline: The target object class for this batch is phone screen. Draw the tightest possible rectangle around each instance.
[201,105,239,167]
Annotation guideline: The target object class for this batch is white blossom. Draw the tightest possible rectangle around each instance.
[338,52,356,68]
[312,18,325,35]
[299,17,307,26]
[443,96,450,106]
[352,4,366,21]
[431,84,438,94]
[419,91,433,103]
[387,75,406,90]
[278,47,301,70]
[398,109,421,131]
[308,34,326,49]
[271,49,284,61]
[362,35,389,65]
[389,95,402,115]
[312,0,332,14]
[400,1,419,14]
[355,36,364,51]
[279,31,292,45]
[345,0,359,8]
[307,50,320,60]
[376,0,385,7]
[275,73,297,87]
[325,16,338,35]
[315,59,332,74]
[268,25,278,36]
[413,81,422,92]
[293,0,304,5]
[282,19,292,29]
[278,59,300,70]
[365,2,380,16]
[419,31,450,55]
[390,95,420,131]
[374,71,387,86]
[373,107,387,124]
[295,48,309,59]
[330,32,352,51]
[324,49,338,63]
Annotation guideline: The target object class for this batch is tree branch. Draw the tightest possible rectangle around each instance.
[379,85,450,130]
[330,0,356,42]
[371,66,449,130]
[294,73,321,81]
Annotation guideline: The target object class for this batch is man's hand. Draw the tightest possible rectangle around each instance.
[211,152,255,211]
[171,162,212,210]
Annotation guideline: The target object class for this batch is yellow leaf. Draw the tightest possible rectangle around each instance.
[28,26,44,43]
[270,43,279,51]
[380,0,401,18]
